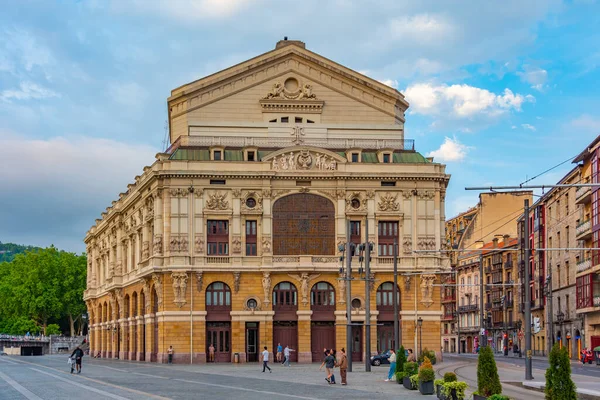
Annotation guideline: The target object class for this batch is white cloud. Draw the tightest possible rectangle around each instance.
[107,0,251,21]
[521,123,536,131]
[404,83,534,118]
[570,114,600,133]
[511,125,517,129]
[517,65,548,91]
[387,14,456,43]
[0,28,55,77]
[0,82,59,102]
[427,136,471,162]
[378,79,398,88]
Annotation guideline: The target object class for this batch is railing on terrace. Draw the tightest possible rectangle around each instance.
[166,135,415,153]
[577,258,592,273]
[576,185,591,201]
[504,260,513,269]
[458,304,478,312]
[206,256,231,264]
[576,219,592,237]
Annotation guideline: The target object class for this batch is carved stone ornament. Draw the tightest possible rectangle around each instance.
[417,237,436,251]
[345,192,367,212]
[337,272,346,304]
[402,190,414,200]
[271,150,337,171]
[403,237,412,254]
[170,188,187,198]
[233,272,241,294]
[420,274,436,307]
[243,296,262,312]
[241,191,263,213]
[262,80,318,101]
[366,190,375,200]
[194,235,204,254]
[206,191,229,210]
[298,187,310,193]
[417,190,435,200]
[142,278,151,314]
[151,274,163,307]
[378,192,400,212]
[288,273,321,307]
[142,241,150,259]
[115,260,122,276]
[231,189,242,198]
[108,292,117,320]
[107,261,114,279]
[261,272,271,304]
[195,271,203,292]
[171,272,188,308]
[262,237,272,254]
[114,289,124,317]
[153,234,163,255]
[262,189,272,199]
[404,276,412,291]
[368,272,376,292]
[232,237,242,254]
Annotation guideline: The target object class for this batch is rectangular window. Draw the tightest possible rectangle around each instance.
[351,153,359,162]
[245,220,257,256]
[576,274,592,309]
[378,221,398,256]
[350,221,361,256]
[281,117,289,123]
[383,153,390,163]
[381,181,396,187]
[210,179,226,185]
[247,151,255,161]
[295,117,303,123]
[207,220,229,255]
[214,150,222,161]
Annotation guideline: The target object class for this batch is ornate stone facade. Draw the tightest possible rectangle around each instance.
[84,39,449,365]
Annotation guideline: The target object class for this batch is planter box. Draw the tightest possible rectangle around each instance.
[419,380,435,395]
[473,394,487,400]
[403,376,413,390]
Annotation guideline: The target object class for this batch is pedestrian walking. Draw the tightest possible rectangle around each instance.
[70,346,84,374]
[407,348,416,362]
[276,343,283,363]
[336,348,348,385]
[168,345,174,364]
[209,343,215,362]
[319,349,336,384]
[283,345,295,366]
[261,346,272,373]
[385,349,396,381]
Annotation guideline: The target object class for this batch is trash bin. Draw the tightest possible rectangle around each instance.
[234,352,239,363]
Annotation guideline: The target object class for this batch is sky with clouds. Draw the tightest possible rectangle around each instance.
[1,0,599,253]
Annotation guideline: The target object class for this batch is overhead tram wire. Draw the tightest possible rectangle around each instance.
[519,154,578,186]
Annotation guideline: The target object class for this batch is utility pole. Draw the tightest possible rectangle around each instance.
[479,253,485,348]
[524,199,533,380]
[345,221,353,373]
[364,220,371,372]
[547,274,554,352]
[393,238,399,353]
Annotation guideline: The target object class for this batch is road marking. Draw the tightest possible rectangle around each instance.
[132,372,169,379]
[0,357,20,365]
[174,377,319,399]
[0,371,43,400]
[30,368,131,400]
[94,364,168,379]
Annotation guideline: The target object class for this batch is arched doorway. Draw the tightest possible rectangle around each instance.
[272,281,299,362]
[272,194,335,255]
[206,282,232,362]
[376,282,401,353]
[310,281,336,361]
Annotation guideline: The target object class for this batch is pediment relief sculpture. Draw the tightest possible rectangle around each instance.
[377,192,400,212]
[270,149,339,171]
[262,78,319,101]
[205,191,229,210]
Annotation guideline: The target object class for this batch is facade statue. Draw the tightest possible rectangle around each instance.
[262,272,271,304]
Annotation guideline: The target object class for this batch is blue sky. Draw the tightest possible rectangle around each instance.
[1,0,599,253]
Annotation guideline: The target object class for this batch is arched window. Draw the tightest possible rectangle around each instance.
[98,304,103,323]
[124,295,130,318]
[376,282,400,310]
[132,292,138,317]
[311,282,335,310]
[272,281,298,309]
[206,282,232,310]
[140,291,145,315]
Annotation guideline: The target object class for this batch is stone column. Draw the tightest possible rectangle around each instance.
[136,316,144,361]
[144,314,153,362]
[297,310,313,363]
[119,320,126,360]
[116,226,123,276]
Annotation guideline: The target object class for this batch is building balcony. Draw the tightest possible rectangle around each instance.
[577,258,592,274]
[576,219,592,241]
[504,260,513,270]
[442,313,456,321]
[458,304,478,313]
[442,294,457,303]
[506,299,514,308]
[575,185,592,204]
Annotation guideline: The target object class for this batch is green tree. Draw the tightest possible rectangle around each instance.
[46,324,61,335]
[477,345,502,396]
[396,345,406,375]
[59,252,87,336]
[545,343,577,400]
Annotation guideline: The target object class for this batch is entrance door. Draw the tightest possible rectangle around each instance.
[467,336,473,353]
[246,322,259,362]
[207,322,231,362]
[352,325,363,361]
[311,322,335,361]
[377,322,394,353]
[273,321,298,362]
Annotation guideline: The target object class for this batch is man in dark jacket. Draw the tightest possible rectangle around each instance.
[70,346,84,374]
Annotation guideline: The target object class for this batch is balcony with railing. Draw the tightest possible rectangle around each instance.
[442,293,457,303]
[577,258,592,274]
[576,219,592,241]
[504,260,513,270]
[442,313,456,321]
[458,304,478,313]
[576,185,592,204]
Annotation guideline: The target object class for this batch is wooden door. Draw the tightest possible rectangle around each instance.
[352,325,363,361]
[311,322,335,362]
[273,322,298,362]
[377,323,394,354]
[246,322,259,362]
[272,194,335,255]
[207,322,231,362]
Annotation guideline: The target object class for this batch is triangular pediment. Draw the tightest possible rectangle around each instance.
[168,41,408,135]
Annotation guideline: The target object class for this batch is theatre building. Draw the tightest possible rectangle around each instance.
[83,39,450,363]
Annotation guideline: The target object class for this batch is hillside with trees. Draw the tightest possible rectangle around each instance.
[0,246,87,336]
[0,242,41,263]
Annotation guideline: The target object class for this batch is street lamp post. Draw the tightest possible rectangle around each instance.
[417,317,423,357]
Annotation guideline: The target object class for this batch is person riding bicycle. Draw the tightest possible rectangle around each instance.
[70,346,84,374]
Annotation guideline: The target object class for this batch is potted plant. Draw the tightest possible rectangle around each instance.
[396,371,407,385]
[418,347,437,365]
[395,346,407,385]
[442,381,468,400]
[410,374,419,390]
[545,343,577,400]
[487,395,510,400]
[403,361,418,389]
[435,379,444,399]
[418,356,435,395]
[475,346,502,399]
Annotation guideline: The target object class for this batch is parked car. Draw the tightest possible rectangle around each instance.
[370,350,392,366]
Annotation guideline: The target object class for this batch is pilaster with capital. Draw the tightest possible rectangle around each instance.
[116,222,123,276]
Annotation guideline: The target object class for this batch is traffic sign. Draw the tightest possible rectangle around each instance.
[518,330,524,340]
